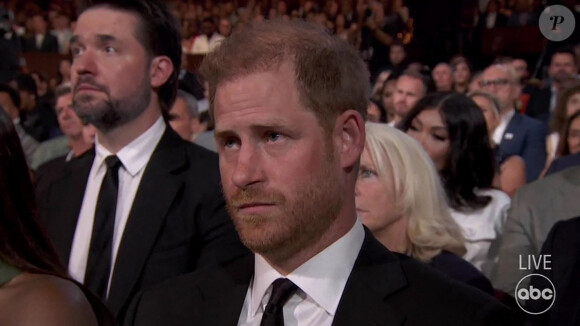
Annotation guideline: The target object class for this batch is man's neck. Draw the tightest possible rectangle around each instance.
[97,106,161,154]
[264,207,358,275]
[500,106,515,118]
[68,135,92,157]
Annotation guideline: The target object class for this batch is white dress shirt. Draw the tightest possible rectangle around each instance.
[68,117,166,296]
[238,219,365,326]
[492,109,515,146]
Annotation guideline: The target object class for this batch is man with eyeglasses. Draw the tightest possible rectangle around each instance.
[481,64,547,182]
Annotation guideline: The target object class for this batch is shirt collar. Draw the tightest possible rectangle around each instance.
[94,117,166,176]
[492,108,515,145]
[250,218,364,317]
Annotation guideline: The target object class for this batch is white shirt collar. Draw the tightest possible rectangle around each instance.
[250,218,364,318]
[492,108,515,145]
[94,117,166,176]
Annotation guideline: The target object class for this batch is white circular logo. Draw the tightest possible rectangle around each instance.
[539,5,576,42]
[515,274,556,315]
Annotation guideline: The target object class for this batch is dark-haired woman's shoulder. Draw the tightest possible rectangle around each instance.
[0,273,98,326]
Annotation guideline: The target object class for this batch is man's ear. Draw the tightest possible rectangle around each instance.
[333,110,365,170]
[150,56,174,88]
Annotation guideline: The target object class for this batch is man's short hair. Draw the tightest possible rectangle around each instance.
[81,0,182,112]
[399,69,428,95]
[551,46,577,65]
[199,20,369,132]
[0,83,20,108]
[54,84,72,102]
[176,89,199,118]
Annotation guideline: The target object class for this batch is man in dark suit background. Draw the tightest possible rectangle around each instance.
[21,14,59,53]
[527,216,580,326]
[481,64,547,181]
[126,20,515,326]
[35,0,248,323]
[526,48,578,125]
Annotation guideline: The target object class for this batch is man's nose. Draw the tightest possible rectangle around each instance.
[231,143,265,189]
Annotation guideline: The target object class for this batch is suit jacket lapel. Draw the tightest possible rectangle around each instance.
[107,129,187,315]
[44,149,94,265]
[499,113,519,156]
[332,229,407,326]
[200,254,254,325]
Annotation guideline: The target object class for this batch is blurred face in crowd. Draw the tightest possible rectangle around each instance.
[432,63,453,91]
[406,108,450,171]
[59,59,72,81]
[201,20,215,37]
[214,63,344,262]
[355,147,401,236]
[393,75,425,118]
[549,53,577,83]
[389,45,405,66]
[32,15,47,34]
[453,62,471,85]
[568,116,580,155]
[567,92,580,117]
[56,92,85,138]
[481,65,519,112]
[70,7,152,132]
[367,102,382,122]
[168,96,195,141]
[472,95,500,136]
[512,59,528,81]
[0,91,18,119]
[469,74,482,92]
[381,79,396,116]
[218,18,232,36]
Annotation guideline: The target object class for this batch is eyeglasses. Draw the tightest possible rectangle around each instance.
[480,78,511,88]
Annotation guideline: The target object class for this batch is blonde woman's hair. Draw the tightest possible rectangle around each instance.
[364,123,466,262]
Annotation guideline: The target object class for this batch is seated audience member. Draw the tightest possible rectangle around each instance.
[168,89,200,142]
[31,85,95,170]
[492,165,580,295]
[371,69,391,101]
[469,91,526,197]
[188,18,225,54]
[356,122,494,294]
[527,48,578,124]
[387,41,408,72]
[31,71,55,109]
[193,110,216,151]
[380,74,397,123]
[400,92,510,275]
[477,0,508,29]
[0,83,38,163]
[21,14,59,53]
[451,56,472,94]
[544,111,580,175]
[57,59,72,86]
[391,70,427,126]
[526,216,580,326]
[125,19,516,326]
[481,64,547,181]
[546,83,580,164]
[366,99,387,123]
[432,62,454,92]
[469,71,483,92]
[0,109,112,326]
[13,73,60,141]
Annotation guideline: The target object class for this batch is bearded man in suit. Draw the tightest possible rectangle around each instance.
[125,20,516,326]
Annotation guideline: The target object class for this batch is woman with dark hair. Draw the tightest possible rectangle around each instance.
[547,83,580,163]
[0,109,112,325]
[450,56,472,94]
[366,98,387,123]
[399,92,510,276]
[556,111,580,157]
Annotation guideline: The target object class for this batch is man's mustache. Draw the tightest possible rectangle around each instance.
[74,76,109,94]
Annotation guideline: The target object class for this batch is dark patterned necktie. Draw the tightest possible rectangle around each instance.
[260,278,299,326]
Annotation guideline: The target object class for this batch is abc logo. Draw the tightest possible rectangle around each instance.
[515,274,556,315]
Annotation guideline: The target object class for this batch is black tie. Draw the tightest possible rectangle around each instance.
[260,278,299,326]
[85,155,122,299]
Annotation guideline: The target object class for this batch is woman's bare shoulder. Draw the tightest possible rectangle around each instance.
[0,273,98,326]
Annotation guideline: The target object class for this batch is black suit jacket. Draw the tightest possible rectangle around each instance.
[125,229,517,326]
[36,126,249,323]
[528,216,580,326]
[22,32,59,52]
[526,86,551,125]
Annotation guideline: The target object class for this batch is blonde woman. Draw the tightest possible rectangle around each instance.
[355,123,494,294]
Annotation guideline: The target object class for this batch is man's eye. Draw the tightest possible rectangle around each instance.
[266,132,282,142]
[104,46,116,53]
[71,46,83,57]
